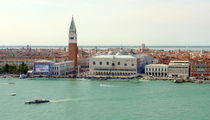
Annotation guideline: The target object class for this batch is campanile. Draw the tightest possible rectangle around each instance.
[68,16,78,70]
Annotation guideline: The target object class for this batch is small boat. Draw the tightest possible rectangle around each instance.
[25,99,50,104]
[19,74,27,79]
[173,79,183,83]
[8,82,15,85]
[100,84,118,87]
[11,93,16,96]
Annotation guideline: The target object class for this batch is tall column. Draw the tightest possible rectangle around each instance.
[68,16,78,70]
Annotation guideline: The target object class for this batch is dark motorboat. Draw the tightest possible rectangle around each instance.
[25,99,50,104]
[173,79,184,83]
[8,82,15,85]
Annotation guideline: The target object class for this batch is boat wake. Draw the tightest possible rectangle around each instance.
[50,98,79,103]
[0,83,8,85]
[99,84,121,88]
[139,80,150,82]
[0,82,15,85]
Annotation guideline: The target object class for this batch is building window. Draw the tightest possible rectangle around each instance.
[70,37,74,39]
[112,63,115,66]
[124,64,127,66]
[100,62,102,65]
[107,62,109,65]
[118,62,120,65]
[132,64,134,66]
[93,61,96,65]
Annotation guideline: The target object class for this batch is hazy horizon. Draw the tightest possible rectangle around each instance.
[0,44,210,47]
[0,0,210,46]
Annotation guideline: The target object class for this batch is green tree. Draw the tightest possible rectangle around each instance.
[0,66,2,73]
[0,63,29,74]
[1,64,9,73]
[9,64,18,74]
[18,62,29,74]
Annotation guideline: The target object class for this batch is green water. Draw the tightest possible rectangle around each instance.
[0,78,210,120]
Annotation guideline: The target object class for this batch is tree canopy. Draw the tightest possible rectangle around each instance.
[0,63,28,74]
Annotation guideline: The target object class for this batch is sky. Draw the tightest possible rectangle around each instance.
[0,0,210,46]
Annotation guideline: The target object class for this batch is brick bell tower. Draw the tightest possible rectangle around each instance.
[68,16,78,70]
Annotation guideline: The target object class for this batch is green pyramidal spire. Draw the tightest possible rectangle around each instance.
[70,16,76,30]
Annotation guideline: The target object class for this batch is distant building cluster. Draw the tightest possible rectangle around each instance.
[0,17,210,79]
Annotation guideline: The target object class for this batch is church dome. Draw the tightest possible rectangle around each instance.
[96,51,101,55]
[116,52,120,55]
[118,50,126,55]
[108,51,115,55]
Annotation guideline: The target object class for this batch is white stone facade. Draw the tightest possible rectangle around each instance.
[168,61,190,78]
[145,64,168,77]
[78,59,89,71]
[89,55,139,76]
[52,61,74,75]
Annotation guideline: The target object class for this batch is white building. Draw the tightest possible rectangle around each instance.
[78,59,89,72]
[89,51,139,76]
[168,61,190,78]
[33,60,74,75]
[145,64,168,77]
[52,61,74,75]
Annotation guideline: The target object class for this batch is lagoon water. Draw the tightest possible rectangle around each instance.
[0,78,210,120]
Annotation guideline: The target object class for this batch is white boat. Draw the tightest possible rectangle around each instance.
[11,93,16,96]
[19,74,27,79]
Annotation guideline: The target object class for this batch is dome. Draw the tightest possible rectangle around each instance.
[96,51,101,55]
[116,52,121,55]
[119,50,126,55]
[108,51,115,55]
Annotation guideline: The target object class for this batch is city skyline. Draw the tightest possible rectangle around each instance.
[0,0,210,46]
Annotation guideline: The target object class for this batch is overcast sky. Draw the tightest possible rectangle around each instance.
[0,0,210,46]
